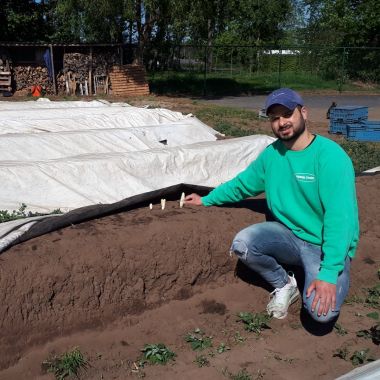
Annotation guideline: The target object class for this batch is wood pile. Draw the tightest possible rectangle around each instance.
[56,51,120,94]
[13,66,54,94]
[109,65,150,96]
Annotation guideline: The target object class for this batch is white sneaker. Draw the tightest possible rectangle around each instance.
[266,274,300,319]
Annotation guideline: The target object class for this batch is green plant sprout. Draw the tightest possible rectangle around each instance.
[234,331,246,343]
[237,312,271,334]
[185,328,213,351]
[216,343,231,354]
[141,344,176,365]
[42,347,88,380]
[141,343,176,365]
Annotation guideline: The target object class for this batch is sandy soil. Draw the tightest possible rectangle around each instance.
[0,174,379,380]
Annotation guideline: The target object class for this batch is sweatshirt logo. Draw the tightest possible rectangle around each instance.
[294,172,315,182]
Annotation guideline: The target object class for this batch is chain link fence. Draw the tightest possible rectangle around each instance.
[143,45,380,96]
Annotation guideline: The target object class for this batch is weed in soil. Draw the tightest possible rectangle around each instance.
[357,324,380,345]
[365,284,380,308]
[223,367,253,380]
[234,331,246,344]
[237,312,271,334]
[194,354,210,367]
[334,323,348,336]
[333,346,349,361]
[185,328,213,351]
[140,343,176,365]
[366,311,379,320]
[216,342,231,354]
[350,349,375,366]
[41,347,88,380]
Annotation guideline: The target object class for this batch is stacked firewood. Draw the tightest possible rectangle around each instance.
[12,66,54,94]
[63,52,119,78]
[57,51,119,94]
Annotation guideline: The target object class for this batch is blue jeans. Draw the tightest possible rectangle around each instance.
[230,221,351,323]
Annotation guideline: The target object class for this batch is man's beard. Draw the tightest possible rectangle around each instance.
[274,116,306,142]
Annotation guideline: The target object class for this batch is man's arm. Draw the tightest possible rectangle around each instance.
[185,149,268,207]
[307,148,359,316]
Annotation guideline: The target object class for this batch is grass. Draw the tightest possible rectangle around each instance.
[42,347,88,380]
[148,70,379,97]
[141,343,176,365]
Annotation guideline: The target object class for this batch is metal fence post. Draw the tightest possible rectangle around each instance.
[278,48,282,88]
[338,47,346,93]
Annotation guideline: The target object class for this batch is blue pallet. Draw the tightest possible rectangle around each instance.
[330,106,368,123]
[347,122,380,142]
[329,121,364,135]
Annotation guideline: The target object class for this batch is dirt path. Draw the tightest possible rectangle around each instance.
[203,93,380,123]
[0,175,379,380]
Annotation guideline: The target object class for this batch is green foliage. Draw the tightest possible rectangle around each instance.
[0,203,62,223]
[42,347,88,380]
[237,312,271,334]
[141,343,176,365]
[194,354,210,367]
[185,328,213,351]
[339,141,380,174]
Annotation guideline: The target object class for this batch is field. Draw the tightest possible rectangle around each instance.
[0,95,379,380]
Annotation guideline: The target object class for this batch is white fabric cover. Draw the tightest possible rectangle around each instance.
[0,135,274,213]
[0,99,274,251]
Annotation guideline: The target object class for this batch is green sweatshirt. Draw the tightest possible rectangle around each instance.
[202,135,359,284]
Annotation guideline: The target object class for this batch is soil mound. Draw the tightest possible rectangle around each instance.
[0,175,378,378]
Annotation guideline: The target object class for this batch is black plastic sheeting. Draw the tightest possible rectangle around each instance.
[5,172,379,252]
[8,183,213,251]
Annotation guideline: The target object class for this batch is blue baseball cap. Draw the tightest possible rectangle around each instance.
[265,88,304,115]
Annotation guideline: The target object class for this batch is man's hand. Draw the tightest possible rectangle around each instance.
[184,193,203,206]
[306,279,336,316]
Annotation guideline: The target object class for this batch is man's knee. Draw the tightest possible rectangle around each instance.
[303,302,339,323]
[230,236,249,261]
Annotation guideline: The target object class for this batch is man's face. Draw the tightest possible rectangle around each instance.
[267,104,307,142]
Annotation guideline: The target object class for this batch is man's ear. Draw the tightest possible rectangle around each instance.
[300,106,308,121]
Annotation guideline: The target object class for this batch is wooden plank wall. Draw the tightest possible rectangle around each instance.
[109,65,149,96]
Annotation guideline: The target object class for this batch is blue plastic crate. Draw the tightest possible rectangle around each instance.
[330,106,368,123]
[347,122,380,142]
[329,120,366,135]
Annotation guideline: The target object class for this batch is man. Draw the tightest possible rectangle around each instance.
[185,88,359,323]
